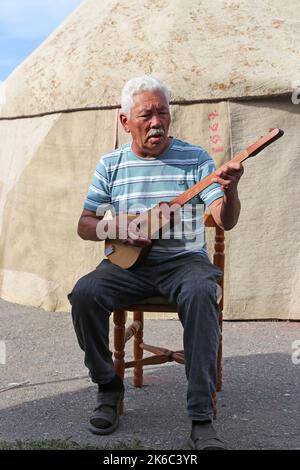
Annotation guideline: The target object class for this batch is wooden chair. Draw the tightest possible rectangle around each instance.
[113,213,225,417]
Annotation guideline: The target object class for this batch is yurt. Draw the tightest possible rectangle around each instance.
[0,0,299,319]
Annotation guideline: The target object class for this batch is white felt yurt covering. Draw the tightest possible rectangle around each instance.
[0,0,299,319]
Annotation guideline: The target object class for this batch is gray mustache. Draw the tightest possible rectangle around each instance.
[147,129,164,139]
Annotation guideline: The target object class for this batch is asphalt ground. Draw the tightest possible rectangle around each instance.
[0,298,299,450]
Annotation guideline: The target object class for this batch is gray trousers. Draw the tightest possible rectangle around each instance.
[68,253,222,421]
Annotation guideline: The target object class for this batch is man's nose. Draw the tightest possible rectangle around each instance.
[149,113,162,128]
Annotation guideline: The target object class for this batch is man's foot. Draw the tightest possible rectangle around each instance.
[188,422,226,450]
[89,378,124,435]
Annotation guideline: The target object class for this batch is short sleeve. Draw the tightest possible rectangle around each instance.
[83,159,111,212]
[197,151,224,208]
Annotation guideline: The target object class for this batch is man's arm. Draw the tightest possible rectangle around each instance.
[77,209,104,241]
[209,161,244,230]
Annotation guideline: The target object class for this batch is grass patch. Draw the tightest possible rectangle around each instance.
[0,439,144,450]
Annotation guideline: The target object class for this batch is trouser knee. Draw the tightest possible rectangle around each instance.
[179,280,219,306]
[68,274,108,319]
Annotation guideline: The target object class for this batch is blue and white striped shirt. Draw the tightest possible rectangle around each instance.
[84,138,223,261]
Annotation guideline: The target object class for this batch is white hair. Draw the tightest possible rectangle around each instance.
[121,75,171,116]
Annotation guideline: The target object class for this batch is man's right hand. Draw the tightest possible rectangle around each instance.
[106,214,152,247]
[78,209,151,246]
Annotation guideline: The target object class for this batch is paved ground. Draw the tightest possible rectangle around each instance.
[0,298,300,450]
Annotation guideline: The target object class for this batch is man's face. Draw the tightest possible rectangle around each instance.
[120,90,171,157]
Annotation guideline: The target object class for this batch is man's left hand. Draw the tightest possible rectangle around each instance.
[211,161,244,194]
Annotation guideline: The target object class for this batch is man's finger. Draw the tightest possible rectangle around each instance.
[216,162,244,176]
[212,175,235,185]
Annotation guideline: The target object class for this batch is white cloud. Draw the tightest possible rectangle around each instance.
[0,0,84,39]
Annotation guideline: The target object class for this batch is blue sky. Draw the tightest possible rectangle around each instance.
[0,0,83,81]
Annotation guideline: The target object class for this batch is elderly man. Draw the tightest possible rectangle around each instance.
[68,75,243,450]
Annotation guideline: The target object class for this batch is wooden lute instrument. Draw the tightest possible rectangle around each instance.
[104,128,284,269]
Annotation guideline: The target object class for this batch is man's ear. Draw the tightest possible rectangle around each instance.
[120,113,130,133]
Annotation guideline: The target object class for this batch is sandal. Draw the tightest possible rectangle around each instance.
[89,386,124,435]
[188,422,226,450]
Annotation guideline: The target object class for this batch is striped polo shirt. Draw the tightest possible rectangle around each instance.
[84,138,223,261]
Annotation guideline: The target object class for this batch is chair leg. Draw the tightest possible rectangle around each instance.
[133,311,144,387]
[212,392,217,420]
[217,311,223,392]
[113,310,126,414]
